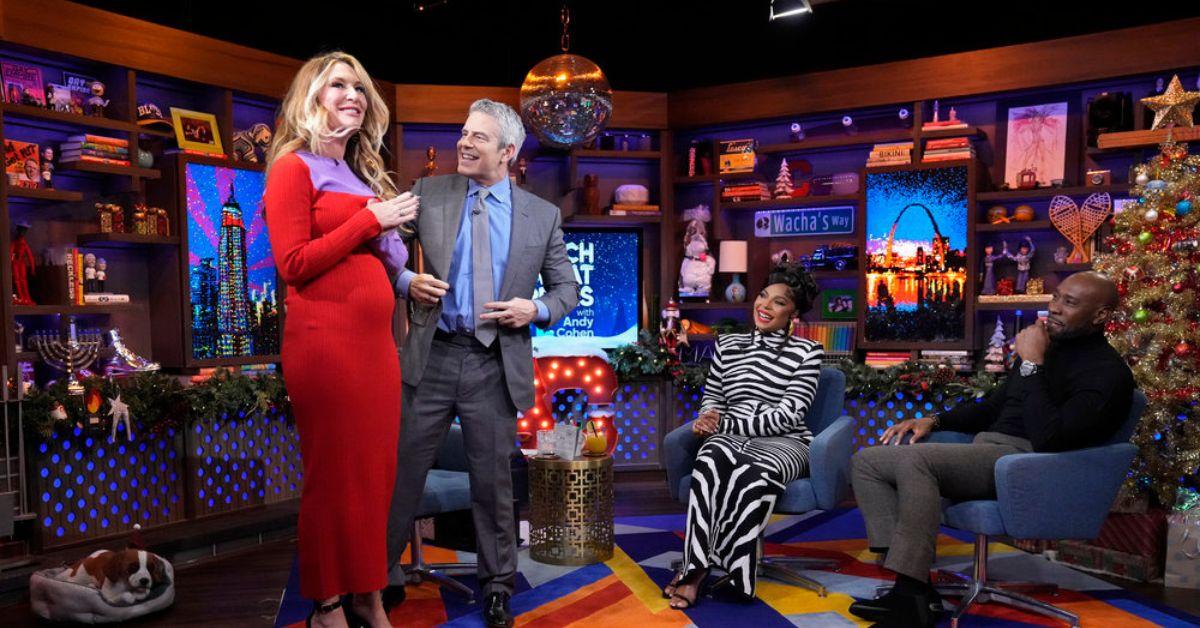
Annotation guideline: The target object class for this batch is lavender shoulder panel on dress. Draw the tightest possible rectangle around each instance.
[294,151,377,198]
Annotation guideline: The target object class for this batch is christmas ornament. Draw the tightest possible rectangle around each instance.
[1178,199,1193,216]
[519,5,612,148]
[108,393,133,441]
[1140,74,1200,130]
[1136,172,1150,186]
[1175,341,1192,358]
[1174,282,1186,293]
[1138,231,1154,245]
[1147,179,1168,191]
[1049,192,1112,262]
[1133,308,1149,323]
[1145,208,1160,222]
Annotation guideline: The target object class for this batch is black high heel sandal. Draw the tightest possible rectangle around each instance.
[341,595,370,628]
[668,570,709,610]
[306,598,344,627]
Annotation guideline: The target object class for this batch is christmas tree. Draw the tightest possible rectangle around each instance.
[983,316,1007,373]
[774,158,794,199]
[1094,136,1200,506]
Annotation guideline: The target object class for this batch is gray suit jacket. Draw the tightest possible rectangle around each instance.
[402,174,579,409]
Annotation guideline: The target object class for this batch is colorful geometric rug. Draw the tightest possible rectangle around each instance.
[275,509,1199,627]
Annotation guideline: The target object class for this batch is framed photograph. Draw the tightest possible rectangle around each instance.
[860,164,975,349]
[181,156,278,364]
[170,107,225,155]
[820,289,857,320]
[4,139,41,189]
[999,98,1077,189]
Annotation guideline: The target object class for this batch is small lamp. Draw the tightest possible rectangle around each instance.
[719,240,748,303]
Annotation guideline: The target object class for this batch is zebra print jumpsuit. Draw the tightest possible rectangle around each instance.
[682,328,823,597]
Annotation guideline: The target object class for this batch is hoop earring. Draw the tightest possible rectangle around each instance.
[787,318,797,336]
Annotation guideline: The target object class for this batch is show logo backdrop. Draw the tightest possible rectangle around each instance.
[863,166,970,345]
[533,229,641,356]
[185,162,280,361]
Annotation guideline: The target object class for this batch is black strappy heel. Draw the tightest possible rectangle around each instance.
[306,598,344,627]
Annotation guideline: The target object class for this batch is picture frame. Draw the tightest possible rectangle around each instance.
[170,107,225,156]
[997,95,1081,189]
[858,162,977,350]
[820,289,857,320]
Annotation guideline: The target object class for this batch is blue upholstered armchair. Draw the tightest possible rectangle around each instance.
[663,367,856,596]
[912,390,1147,627]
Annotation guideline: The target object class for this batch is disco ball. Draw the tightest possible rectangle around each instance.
[520,53,613,149]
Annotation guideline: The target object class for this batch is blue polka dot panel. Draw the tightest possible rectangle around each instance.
[187,410,301,518]
[611,380,670,470]
[33,424,186,548]
[846,392,970,450]
[674,385,704,429]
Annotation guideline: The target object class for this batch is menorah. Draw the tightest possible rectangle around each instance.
[30,320,103,395]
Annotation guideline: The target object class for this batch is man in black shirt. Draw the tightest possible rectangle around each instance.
[848,272,1135,627]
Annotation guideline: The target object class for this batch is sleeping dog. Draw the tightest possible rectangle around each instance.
[65,548,170,605]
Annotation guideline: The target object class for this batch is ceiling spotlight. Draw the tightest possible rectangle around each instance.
[413,0,450,12]
[770,0,813,20]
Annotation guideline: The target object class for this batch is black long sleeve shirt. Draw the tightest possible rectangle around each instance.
[936,332,1135,452]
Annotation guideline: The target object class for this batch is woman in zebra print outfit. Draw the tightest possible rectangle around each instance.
[666,263,822,609]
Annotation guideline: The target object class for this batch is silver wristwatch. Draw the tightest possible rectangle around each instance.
[1019,361,1040,377]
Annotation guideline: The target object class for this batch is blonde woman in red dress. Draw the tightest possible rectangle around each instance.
[264,52,417,628]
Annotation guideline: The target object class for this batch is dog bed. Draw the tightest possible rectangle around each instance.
[29,560,175,624]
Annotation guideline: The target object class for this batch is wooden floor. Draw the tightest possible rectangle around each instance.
[1,470,1196,625]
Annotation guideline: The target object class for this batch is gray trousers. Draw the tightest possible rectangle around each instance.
[386,336,519,595]
[850,432,1032,581]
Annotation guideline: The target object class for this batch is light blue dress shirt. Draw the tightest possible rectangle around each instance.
[396,177,548,333]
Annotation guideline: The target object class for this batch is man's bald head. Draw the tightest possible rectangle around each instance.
[1045,272,1119,339]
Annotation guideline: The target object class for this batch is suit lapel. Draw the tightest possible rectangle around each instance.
[498,186,533,298]
[432,175,468,279]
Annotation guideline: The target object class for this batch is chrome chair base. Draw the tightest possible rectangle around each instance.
[402,520,476,604]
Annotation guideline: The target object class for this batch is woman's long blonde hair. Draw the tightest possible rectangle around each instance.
[267,51,397,200]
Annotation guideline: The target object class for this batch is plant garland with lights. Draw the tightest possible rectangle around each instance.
[1094,136,1200,505]
[21,368,291,441]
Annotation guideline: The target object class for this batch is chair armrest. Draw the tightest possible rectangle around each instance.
[809,416,855,510]
[663,421,703,502]
[994,443,1137,540]
[434,424,469,472]
[925,431,973,444]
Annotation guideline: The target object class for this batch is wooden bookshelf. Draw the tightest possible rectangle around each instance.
[975,220,1054,232]
[721,194,860,211]
[976,184,1129,201]
[975,297,1054,311]
[6,187,84,202]
[13,303,141,316]
[757,128,913,153]
[0,102,139,134]
[56,160,160,179]
[76,233,180,247]
[564,214,661,227]
[572,149,661,160]
[1096,126,1200,150]
[678,302,753,312]
[919,126,986,140]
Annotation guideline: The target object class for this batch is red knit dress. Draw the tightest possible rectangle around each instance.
[264,150,404,599]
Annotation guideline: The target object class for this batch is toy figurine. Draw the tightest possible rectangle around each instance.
[231,123,273,163]
[517,157,529,186]
[85,81,109,117]
[41,146,54,187]
[581,174,600,215]
[421,145,438,178]
[678,205,716,298]
[83,253,97,293]
[11,222,36,305]
[96,258,107,292]
[789,122,805,142]
[1006,236,1036,293]
[1054,245,1069,264]
[981,240,1008,296]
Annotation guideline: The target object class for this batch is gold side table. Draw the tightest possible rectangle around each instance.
[528,455,614,565]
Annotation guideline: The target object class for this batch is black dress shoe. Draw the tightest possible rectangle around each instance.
[381,584,407,612]
[849,588,943,625]
[483,591,514,628]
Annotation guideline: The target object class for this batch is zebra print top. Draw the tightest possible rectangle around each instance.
[700,329,823,443]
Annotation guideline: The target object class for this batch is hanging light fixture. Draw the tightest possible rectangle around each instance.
[519,4,612,149]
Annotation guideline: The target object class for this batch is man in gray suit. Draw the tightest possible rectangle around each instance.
[382,99,578,627]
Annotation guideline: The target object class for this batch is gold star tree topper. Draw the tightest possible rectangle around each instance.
[1141,75,1200,130]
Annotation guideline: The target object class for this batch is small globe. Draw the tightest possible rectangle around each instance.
[520,54,613,149]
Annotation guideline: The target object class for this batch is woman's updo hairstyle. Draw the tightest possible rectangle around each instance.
[764,262,820,315]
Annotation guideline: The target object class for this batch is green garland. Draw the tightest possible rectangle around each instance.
[607,332,1003,403]
[21,368,291,441]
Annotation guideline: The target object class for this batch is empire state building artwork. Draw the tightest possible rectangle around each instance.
[186,162,279,360]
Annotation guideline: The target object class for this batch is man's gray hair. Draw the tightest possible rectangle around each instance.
[469,99,526,167]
